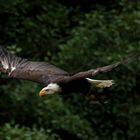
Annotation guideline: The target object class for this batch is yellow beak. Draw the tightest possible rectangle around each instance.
[39,89,47,97]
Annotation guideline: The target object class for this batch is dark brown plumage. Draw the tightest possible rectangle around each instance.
[0,46,139,96]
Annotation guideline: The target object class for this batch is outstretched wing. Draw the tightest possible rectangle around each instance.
[0,46,69,84]
[67,53,140,82]
[64,62,120,83]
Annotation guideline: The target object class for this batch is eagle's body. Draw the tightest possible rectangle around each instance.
[0,46,137,96]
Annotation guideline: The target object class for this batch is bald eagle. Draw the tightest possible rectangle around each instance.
[0,46,137,96]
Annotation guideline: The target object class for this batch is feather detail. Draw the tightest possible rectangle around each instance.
[86,78,114,88]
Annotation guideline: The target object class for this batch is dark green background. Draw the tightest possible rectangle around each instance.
[0,0,140,139]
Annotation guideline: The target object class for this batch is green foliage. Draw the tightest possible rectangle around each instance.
[0,123,60,140]
[0,0,140,140]
[0,81,96,140]
[0,0,70,59]
[54,10,140,71]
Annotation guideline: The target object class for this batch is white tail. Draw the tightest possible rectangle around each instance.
[86,78,114,88]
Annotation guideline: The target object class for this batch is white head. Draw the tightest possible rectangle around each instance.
[39,83,61,96]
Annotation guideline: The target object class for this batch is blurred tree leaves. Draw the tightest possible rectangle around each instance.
[0,123,61,140]
[0,0,140,140]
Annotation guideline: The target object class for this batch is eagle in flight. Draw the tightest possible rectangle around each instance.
[0,46,137,96]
